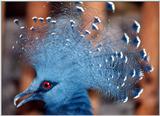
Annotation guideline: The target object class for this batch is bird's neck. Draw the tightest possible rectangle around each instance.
[44,89,93,115]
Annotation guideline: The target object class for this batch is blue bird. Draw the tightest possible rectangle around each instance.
[13,2,153,115]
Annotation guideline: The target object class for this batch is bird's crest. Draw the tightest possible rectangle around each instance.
[13,2,153,105]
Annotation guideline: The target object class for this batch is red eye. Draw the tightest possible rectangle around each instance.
[42,81,52,90]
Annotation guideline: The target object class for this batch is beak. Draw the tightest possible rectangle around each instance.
[14,88,41,108]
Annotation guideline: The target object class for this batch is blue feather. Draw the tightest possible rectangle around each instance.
[13,2,153,115]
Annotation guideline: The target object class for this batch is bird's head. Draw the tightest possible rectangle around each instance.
[14,16,98,110]
[14,67,86,109]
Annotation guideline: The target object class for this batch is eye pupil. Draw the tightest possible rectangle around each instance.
[43,81,51,89]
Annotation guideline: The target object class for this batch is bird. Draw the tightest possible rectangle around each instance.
[13,2,153,115]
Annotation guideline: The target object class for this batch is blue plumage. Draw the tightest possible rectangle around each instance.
[14,2,153,115]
